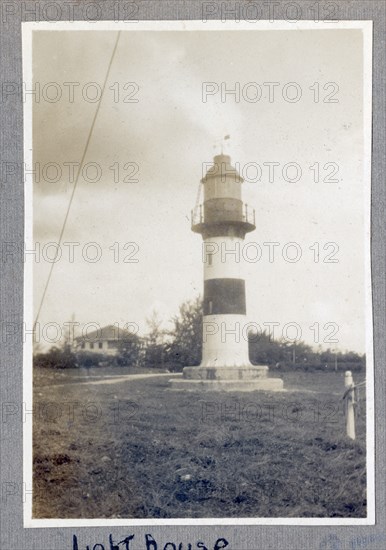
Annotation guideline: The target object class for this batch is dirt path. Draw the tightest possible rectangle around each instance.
[38,372,180,389]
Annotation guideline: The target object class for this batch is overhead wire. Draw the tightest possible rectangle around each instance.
[33,31,122,332]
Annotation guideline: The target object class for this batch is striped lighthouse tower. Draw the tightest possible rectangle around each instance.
[171,152,283,391]
[194,154,254,368]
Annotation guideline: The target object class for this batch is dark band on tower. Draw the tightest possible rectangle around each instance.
[203,278,246,316]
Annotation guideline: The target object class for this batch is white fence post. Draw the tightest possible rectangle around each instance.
[344,370,356,440]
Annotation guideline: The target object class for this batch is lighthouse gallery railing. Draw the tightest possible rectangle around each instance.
[191,203,256,228]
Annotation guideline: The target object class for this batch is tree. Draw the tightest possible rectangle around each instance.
[248,329,285,366]
[141,310,167,369]
[116,332,142,367]
[33,345,76,369]
[165,296,203,371]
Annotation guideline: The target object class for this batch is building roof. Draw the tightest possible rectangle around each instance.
[74,324,135,342]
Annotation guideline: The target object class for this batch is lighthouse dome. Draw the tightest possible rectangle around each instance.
[201,154,244,184]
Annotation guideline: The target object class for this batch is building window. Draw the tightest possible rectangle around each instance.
[98,342,103,349]
[90,342,94,350]
[108,341,116,349]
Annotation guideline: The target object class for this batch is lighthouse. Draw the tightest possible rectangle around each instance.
[171,152,283,391]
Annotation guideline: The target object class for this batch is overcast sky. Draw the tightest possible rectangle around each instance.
[31,27,369,353]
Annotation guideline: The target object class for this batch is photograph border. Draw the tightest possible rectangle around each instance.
[23,19,374,528]
[0,2,384,549]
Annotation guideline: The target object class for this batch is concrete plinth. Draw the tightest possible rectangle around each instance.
[169,365,284,392]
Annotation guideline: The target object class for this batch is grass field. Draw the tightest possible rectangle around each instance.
[33,367,367,519]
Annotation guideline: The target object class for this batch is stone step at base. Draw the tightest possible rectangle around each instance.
[182,365,269,381]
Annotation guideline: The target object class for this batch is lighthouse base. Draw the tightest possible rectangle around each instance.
[169,365,284,392]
